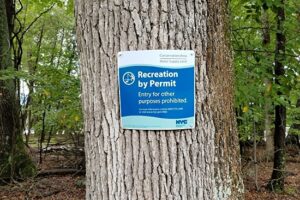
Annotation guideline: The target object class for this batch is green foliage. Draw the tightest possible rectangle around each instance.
[75,178,86,188]
[231,0,300,140]
[288,80,300,135]
[0,2,83,178]
[11,0,83,142]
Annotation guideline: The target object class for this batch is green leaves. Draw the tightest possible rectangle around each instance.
[15,0,82,137]
[0,68,37,81]
[231,0,300,139]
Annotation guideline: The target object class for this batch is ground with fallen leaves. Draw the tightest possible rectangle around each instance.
[0,150,299,199]
[0,175,85,200]
[243,156,300,200]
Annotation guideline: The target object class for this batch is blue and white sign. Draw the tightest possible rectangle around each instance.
[118,50,195,130]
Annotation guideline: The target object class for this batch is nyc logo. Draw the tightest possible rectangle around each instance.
[176,120,187,125]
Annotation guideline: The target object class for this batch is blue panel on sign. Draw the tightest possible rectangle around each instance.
[118,50,195,130]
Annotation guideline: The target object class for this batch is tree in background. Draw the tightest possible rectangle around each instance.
[16,1,82,164]
[75,0,243,199]
[0,0,34,180]
[231,0,300,192]
[0,0,82,179]
[268,0,286,191]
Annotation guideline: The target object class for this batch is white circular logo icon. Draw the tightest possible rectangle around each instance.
[122,72,135,85]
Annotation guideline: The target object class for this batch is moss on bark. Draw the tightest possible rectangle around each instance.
[0,135,37,180]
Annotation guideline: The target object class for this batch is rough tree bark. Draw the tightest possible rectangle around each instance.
[0,0,17,176]
[75,0,244,199]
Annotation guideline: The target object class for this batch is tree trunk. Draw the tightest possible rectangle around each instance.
[75,0,244,199]
[268,0,286,192]
[261,4,274,161]
[0,0,35,179]
[0,0,16,176]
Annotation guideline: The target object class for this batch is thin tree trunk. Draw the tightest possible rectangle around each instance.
[22,50,34,146]
[56,28,65,68]
[268,0,286,191]
[44,126,54,159]
[261,3,274,161]
[253,122,258,190]
[21,24,45,145]
[75,0,244,199]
